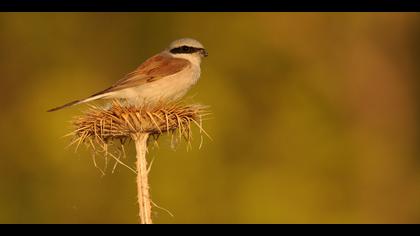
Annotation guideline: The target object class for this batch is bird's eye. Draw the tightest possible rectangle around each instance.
[182,46,190,52]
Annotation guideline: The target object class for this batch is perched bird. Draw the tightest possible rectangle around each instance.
[47,38,208,112]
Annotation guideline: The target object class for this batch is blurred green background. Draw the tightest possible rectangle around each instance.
[0,13,420,224]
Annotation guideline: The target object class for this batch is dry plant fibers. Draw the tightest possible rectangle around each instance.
[68,100,210,224]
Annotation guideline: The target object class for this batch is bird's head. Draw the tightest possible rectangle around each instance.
[168,38,208,64]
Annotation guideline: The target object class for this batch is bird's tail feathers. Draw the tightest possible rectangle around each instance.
[47,93,107,112]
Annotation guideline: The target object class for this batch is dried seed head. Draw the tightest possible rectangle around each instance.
[65,99,211,222]
[69,99,211,153]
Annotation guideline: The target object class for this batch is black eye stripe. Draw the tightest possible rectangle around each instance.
[170,46,202,54]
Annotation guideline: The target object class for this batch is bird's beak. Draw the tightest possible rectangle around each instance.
[200,48,208,57]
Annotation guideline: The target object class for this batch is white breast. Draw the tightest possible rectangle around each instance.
[112,63,201,106]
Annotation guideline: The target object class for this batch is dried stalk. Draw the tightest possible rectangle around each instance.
[132,133,152,224]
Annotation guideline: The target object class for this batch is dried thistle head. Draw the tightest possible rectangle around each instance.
[67,100,210,172]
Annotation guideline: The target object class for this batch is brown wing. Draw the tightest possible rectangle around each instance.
[47,53,189,112]
[90,53,190,97]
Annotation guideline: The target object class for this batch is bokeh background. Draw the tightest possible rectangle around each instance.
[0,13,419,223]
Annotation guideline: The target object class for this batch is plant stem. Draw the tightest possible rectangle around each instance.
[132,132,152,224]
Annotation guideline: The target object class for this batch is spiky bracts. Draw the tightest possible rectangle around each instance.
[69,100,210,152]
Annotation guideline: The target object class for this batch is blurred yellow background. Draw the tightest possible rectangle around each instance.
[0,13,419,223]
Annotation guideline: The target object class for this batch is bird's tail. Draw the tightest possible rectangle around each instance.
[47,94,107,112]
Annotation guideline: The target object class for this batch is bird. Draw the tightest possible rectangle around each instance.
[47,38,208,112]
